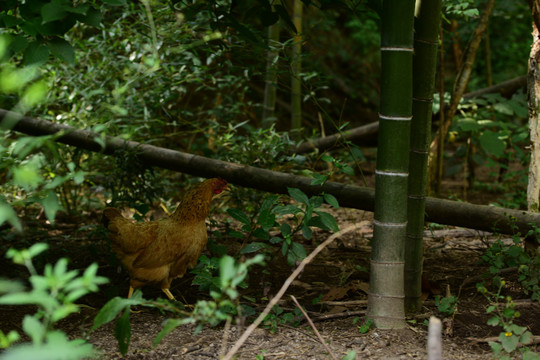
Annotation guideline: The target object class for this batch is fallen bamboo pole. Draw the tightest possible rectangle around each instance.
[2,109,538,236]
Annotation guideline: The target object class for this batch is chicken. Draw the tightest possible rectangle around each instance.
[102,178,229,300]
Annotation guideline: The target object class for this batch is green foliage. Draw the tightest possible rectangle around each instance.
[480,226,540,302]
[227,188,339,266]
[0,243,108,360]
[434,295,458,316]
[0,0,105,65]
[477,279,536,359]
[442,0,479,21]
[262,305,303,333]
[353,317,374,334]
[93,254,264,355]
[439,91,529,208]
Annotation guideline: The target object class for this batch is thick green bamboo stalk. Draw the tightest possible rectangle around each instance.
[405,0,442,313]
[290,0,302,138]
[367,0,415,329]
[262,19,280,129]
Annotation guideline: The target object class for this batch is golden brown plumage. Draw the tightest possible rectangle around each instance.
[102,178,228,300]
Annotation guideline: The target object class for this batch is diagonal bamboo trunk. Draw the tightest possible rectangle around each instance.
[4,109,540,236]
[367,0,415,329]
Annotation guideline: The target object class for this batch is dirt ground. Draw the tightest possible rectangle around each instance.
[1,174,540,359]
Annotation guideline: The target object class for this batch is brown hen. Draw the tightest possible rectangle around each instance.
[102,178,228,300]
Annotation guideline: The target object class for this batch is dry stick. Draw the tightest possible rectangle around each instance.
[221,223,361,360]
[290,295,338,360]
[309,310,366,324]
[427,316,443,360]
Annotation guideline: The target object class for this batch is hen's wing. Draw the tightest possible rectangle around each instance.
[103,207,156,254]
[132,219,208,269]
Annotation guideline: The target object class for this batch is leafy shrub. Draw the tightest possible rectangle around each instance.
[228,188,339,266]
[0,243,108,360]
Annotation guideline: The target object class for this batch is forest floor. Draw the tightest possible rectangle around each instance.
[1,177,540,359]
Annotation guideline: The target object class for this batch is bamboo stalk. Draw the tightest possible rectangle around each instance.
[367,0,415,329]
[406,0,442,313]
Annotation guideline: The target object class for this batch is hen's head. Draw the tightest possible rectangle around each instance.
[208,177,229,195]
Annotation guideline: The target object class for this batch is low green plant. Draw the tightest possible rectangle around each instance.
[477,278,538,360]
[481,227,540,301]
[262,305,303,333]
[434,295,458,316]
[0,243,108,360]
[92,254,264,355]
[353,317,374,334]
[229,187,339,266]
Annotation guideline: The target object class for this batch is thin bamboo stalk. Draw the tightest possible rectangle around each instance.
[405,0,442,313]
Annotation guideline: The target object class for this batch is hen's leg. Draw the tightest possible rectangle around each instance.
[162,288,176,301]
[127,286,135,298]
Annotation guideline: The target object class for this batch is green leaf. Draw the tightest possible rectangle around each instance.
[313,211,339,232]
[28,243,49,258]
[281,223,291,237]
[260,195,278,212]
[239,242,269,254]
[114,307,131,355]
[154,318,187,347]
[272,204,302,215]
[457,117,481,132]
[0,202,22,232]
[523,351,540,360]
[302,224,312,240]
[80,7,102,27]
[500,332,519,353]
[219,255,236,288]
[287,187,310,205]
[40,191,62,224]
[487,316,500,326]
[12,164,43,190]
[227,208,251,226]
[342,350,357,360]
[48,38,75,63]
[323,193,339,208]
[101,0,127,5]
[21,80,47,107]
[41,2,67,23]
[22,315,45,344]
[258,209,275,231]
[310,173,327,186]
[479,130,506,157]
[91,294,144,331]
[253,228,269,240]
[520,330,533,345]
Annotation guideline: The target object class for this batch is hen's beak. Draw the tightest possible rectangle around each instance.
[216,184,232,199]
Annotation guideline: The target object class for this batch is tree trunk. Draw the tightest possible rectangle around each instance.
[3,109,540,237]
[367,0,415,329]
[290,0,302,138]
[527,9,540,212]
[262,19,281,129]
[406,0,442,313]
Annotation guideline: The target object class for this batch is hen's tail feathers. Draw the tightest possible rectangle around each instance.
[102,207,123,229]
